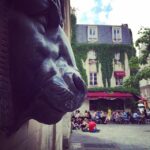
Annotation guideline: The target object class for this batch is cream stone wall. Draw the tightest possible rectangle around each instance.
[140,78,150,107]
[85,50,130,88]
[97,63,104,87]
[111,53,130,87]
[140,79,150,87]
[78,100,90,114]
[0,119,63,150]
[85,50,104,88]
[62,113,71,150]
[139,56,150,107]
[124,53,130,80]
[62,1,73,149]
[85,50,96,87]
[140,79,150,107]
[111,62,116,87]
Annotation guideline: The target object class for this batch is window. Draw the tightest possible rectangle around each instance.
[90,72,97,85]
[89,59,97,65]
[88,26,98,42]
[115,77,123,86]
[112,27,122,43]
[114,52,121,64]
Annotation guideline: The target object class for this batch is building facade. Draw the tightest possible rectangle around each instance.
[76,24,133,88]
[75,24,134,112]
[139,45,150,107]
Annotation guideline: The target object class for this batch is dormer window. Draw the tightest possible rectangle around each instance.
[112,27,122,43]
[88,26,98,42]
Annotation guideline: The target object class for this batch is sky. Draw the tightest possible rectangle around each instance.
[70,0,150,44]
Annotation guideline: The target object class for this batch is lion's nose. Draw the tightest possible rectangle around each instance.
[62,72,87,110]
[63,72,86,94]
[72,73,86,93]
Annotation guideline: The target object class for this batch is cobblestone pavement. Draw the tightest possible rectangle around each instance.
[70,124,150,150]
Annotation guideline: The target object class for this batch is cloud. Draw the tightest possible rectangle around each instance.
[98,11,108,23]
[70,0,97,24]
[101,0,112,9]
[70,0,150,43]
[104,0,150,42]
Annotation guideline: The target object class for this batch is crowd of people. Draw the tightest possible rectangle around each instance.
[71,110,100,132]
[71,108,150,131]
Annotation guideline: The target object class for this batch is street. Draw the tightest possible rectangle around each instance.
[70,124,150,150]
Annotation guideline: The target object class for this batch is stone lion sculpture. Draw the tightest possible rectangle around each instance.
[0,0,86,132]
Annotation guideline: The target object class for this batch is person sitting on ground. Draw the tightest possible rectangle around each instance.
[139,110,146,124]
[87,111,92,120]
[88,120,100,132]
[105,108,112,123]
[76,117,83,129]
[114,111,122,124]
[71,118,80,130]
[81,118,89,131]
[94,111,101,124]
[100,111,106,124]
[132,111,141,123]
[84,110,89,119]
[74,110,81,119]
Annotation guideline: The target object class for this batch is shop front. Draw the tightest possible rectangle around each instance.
[79,91,148,113]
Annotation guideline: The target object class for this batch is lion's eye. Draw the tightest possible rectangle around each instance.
[36,16,48,30]
[56,57,68,75]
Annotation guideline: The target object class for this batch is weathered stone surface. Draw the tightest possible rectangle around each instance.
[0,119,63,150]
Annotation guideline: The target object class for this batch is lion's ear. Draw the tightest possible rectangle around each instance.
[13,0,49,14]
[13,0,63,27]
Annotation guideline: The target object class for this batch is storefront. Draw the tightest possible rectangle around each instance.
[79,91,148,113]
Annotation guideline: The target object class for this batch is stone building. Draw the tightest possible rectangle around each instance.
[74,24,136,112]
[138,45,150,107]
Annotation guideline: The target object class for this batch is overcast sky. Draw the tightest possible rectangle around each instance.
[70,0,150,44]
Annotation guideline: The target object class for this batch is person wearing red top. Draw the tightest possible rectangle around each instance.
[88,121,96,132]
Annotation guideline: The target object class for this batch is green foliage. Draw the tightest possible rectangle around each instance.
[73,46,88,84]
[135,66,150,81]
[123,76,139,89]
[139,50,149,64]
[73,44,136,87]
[88,86,139,95]
[129,56,139,69]
[70,13,88,83]
[136,27,150,64]
[123,27,150,88]
[136,28,150,47]
[70,14,77,46]
[123,66,150,91]
[129,56,139,75]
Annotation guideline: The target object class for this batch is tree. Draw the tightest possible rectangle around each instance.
[123,56,140,90]
[135,27,150,64]
[135,27,150,80]
[135,66,150,81]
[129,56,139,75]
[124,28,150,89]
[123,76,139,89]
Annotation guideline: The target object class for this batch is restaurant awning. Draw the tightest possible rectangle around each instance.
[87,91,148,108]
[87,91,136,100]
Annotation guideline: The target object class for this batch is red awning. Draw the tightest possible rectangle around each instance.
[87,91,134,100]
[114,71,125,77]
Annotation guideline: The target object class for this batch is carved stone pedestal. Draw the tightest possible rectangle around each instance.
[0,119,63,150]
